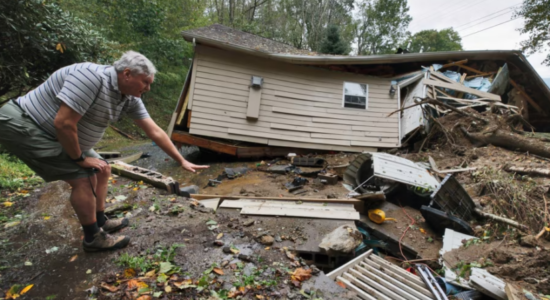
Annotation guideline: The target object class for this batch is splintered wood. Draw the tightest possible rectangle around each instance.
[328,250,436,300]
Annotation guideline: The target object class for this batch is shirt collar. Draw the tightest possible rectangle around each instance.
[107,66,120,93]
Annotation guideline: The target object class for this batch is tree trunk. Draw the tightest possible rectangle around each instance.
[460,127,550,159]
[504,165,550,177]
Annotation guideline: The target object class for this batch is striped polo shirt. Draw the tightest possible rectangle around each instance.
[16,63,150,151]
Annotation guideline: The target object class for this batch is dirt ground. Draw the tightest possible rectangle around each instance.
[0,147,362,300]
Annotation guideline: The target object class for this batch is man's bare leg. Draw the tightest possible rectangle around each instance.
[94,164,130,233]
[66,174,130,252]
[66,176,97,226]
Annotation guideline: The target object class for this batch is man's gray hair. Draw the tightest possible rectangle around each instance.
[114,51,157,76]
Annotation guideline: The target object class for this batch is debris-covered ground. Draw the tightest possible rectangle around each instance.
[4,104,550,299]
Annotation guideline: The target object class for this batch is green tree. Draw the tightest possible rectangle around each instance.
[406,28,463,53]
[354,0,412,55]
[0,0,113,98]
[319,25,350,54]
[516,0,550,66]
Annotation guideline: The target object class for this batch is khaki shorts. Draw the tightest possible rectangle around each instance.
[0,101,100,182]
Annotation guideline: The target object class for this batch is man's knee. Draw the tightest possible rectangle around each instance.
[65,176,93,189]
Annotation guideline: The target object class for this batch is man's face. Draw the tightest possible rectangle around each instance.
[119,69,155,98]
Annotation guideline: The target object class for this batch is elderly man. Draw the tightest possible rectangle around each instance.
[0,51,208,252]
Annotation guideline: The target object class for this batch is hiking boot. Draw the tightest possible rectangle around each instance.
[83,230,130,252]
[101,216,129,233]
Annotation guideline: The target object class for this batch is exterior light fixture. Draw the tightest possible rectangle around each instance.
[389,80,397,97]
[251,76,263,88]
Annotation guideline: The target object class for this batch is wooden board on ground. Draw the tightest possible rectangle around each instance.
[241,204,360,220]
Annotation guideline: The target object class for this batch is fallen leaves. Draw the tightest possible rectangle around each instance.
[127,279,148,290]
[290,268,312,282]
[86,269,92,274]
[136,296,152,300]
[217,233,224,239]
[20,284,33,295]
[100,282,119,292]
[45,246,59,254]
[69,255,78,262]
[124,268,136,278]
[213,268,224,275]
[336,281,346,288]
[3,201,14,207]
[43,216,51,220]
[4,221,20,229]
[159,262,174,274]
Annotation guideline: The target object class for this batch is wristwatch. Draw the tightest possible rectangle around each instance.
[72,153,85,162]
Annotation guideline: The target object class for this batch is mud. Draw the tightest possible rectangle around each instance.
[443,239,550,295]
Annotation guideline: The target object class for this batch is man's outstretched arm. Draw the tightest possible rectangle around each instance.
[133,118,209,173]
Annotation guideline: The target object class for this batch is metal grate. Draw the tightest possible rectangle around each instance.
[430,174,476,221]
[328,250,436,300]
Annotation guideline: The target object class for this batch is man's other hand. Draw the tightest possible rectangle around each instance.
[182,161,209,173]
[77,157,109,173]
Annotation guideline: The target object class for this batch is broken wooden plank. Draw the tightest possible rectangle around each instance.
[192,194,361,204]
[423,78,501,101]
[509,79,546,115]
[504,164,550,177]
[440,59,468,69]
[220,199,356,211]
[240,204,360,220]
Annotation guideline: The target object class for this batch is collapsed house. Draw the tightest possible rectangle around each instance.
[168,24,550,157]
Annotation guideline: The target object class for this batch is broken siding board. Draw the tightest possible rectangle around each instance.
[352,267,416,300]
[263,98,395,114]
[194,90,249,102]
[187,55,199,110]
[268,139,376,153]
[189,128,268,144]
[422,78,501,101]
[273,107,398,123]
[351,141,399,148]
[311,133,398,143]
[351,126,399,133]
[343,273,393,300]
[240,205,360,220]
[194,95,247,107]
[191,117,312,138]
[194,83,249,97]
[312,117,400,128]
[228,128,352,146]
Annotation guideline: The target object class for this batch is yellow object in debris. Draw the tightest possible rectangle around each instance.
[368,209,397,224]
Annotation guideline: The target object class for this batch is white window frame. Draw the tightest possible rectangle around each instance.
[342,81,369,110]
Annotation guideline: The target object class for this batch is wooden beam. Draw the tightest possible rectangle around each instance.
[422,78,501,101]
[171,130,237,156]
[440,59,468,69]
[111,161,178,194]
[509,79,546,115]
[454,64,485,75]
[192,194,362,205]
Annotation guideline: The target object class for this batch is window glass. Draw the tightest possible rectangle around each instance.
[343,82,368,109]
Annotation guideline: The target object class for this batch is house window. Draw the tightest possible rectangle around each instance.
[343,82,368,109]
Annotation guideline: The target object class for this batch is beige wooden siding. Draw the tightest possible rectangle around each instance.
[188,45,400,151]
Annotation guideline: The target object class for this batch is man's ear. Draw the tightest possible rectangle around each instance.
[123,68,132,79]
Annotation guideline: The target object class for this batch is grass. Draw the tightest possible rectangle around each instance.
[0,153,43,191]
[115,243,185,273]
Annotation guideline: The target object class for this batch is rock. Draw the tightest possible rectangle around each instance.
[105,203,132,215]
[240,188,247,194]
[243,220,255,227]
[520,235,538,248]
[238,254,253,262]
[326,193,338,199]
[310,265,321,275]
[204,248,209,252]
[228,223,234,228]
[318,225,362,254]
[260,235,275,245]
[213,240,224,247]
[221,260,229,268]
[145,216,155,222]
[223,246,232,254]
[275,235,282,243]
